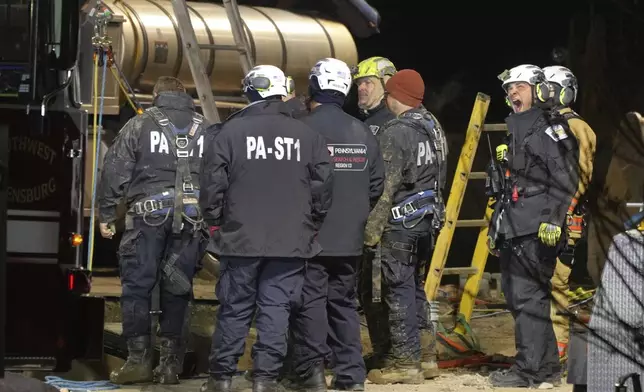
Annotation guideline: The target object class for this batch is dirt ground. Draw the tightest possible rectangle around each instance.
[93,276,572,392]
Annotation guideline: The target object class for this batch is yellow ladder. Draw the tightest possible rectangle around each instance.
[423,93,508,333]
[170,0,255,123]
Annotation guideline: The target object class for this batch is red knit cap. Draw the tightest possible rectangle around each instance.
[385,69,425,108]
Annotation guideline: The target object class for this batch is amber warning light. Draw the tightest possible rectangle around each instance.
[70,233,83,247]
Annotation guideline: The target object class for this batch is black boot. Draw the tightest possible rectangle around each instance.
[329,377,364,391]
[201,377,232,392]
[283,363,326,392]
[153,337,182,384]
[254,380,284,392]
[109,336,154,384]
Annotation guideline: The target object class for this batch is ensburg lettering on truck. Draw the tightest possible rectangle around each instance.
[327,144,368,172]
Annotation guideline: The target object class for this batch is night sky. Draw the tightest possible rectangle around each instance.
[346,0,577,124]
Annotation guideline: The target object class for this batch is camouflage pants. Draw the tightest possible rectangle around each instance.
[358,224,433,365]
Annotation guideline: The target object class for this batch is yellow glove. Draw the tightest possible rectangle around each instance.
[538,222,562,247]
[496,144,508,161]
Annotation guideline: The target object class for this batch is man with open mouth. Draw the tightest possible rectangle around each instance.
[486,64,580,388]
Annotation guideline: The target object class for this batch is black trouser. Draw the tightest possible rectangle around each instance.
[208,257,305,381]
[290,256,366,385]
[358,220,431,365]
[118,215,206,339]
[499,235,562,381]
[415,234,433,331]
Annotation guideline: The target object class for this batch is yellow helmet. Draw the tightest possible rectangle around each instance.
[351,56,396,81]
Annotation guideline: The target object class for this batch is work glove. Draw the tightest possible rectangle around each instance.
[486,235,500,257]
[495,144,508,161]
[538,222,562,247]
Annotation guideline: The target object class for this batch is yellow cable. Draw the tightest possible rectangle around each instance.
[109,67,142,114]
[88,52,100,272]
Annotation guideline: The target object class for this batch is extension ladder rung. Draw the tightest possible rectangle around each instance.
[483,123,507,132]
[442,267,479,276]
[171,0,220,123]
[198,44,247,52]
[456,219,488,228]
[469,171,487,180]
[222,0,254,75]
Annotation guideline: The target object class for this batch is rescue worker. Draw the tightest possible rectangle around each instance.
[542,65,596,363]
[199,64,334,392]
[352,56,397,136]
[97,76,210,385]
[285,58,385,392]
[361,69,448,384]
[487,64,579,387]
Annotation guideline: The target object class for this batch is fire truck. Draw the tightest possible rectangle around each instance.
[1,0,369,373]
[1,0,104,372]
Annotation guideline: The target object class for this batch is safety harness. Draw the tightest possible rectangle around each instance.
[126,107,206,296]
[388,110,447,231]
[371,111,446,303]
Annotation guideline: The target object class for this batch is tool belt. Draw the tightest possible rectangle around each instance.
[129,189,201,218]
[389,190,436,224]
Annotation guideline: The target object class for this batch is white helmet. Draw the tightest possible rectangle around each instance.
[543,65,578,104]
[500,64,545,91]
[309,58,352,96]
[242,65,288,98]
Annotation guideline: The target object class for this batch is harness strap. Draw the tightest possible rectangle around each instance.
[400,111,447,191]
[161,235,193,296]
[132,198,174,215]
[390,190,436,222]
[147,107,204,234]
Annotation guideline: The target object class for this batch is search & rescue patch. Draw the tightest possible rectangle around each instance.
[327,144,368,171]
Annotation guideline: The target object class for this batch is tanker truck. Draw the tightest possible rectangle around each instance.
[79,0,360,268]
[1,0,360,373]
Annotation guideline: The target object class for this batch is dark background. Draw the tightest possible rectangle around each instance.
[339,0,644,283]
[346,0,578,278]
[347,0,575,121]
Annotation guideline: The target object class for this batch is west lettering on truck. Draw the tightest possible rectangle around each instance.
[9,135,59,204]
[10,135,57,165]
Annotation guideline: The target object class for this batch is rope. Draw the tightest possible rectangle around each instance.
[87,50,108,271]
[109,67,140,114]
[106,48,143,115]
[44,376,119,391]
